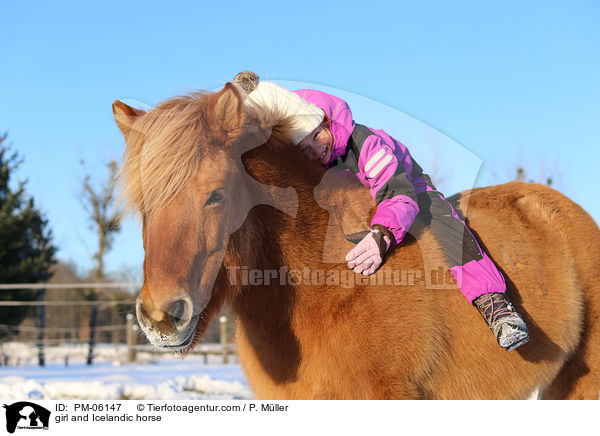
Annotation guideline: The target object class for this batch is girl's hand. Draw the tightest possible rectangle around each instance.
[345,228,391,276]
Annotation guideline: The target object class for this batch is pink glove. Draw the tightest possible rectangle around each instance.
[345,228,391,276]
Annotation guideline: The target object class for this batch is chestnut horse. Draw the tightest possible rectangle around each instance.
[113,83,600,399]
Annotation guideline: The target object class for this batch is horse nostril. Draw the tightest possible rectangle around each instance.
[170,297,192,328]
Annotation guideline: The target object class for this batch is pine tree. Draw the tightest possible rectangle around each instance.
[0,133,56,339]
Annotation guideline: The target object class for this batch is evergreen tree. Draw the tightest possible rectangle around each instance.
[0,133,56,338]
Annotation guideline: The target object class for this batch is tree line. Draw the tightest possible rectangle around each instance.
[0,133,135,361]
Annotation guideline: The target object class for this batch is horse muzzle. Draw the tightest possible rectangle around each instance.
[135,293,198,351]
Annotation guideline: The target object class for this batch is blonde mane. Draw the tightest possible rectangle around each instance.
[116,90,219,217]
[116,84,315,218]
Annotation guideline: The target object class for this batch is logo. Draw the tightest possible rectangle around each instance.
[3,402,50,433]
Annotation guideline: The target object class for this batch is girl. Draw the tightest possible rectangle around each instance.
[235,72,529,351]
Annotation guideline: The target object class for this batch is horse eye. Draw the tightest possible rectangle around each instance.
[205,190,224,206]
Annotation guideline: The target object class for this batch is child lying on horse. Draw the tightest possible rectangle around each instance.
[234,71,529,351]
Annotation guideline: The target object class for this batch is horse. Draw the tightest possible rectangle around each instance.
[112,82,600,399]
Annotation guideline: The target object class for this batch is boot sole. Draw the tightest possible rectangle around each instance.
[504,334,529,352]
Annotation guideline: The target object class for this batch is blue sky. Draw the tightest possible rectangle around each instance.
[1,1,598,277]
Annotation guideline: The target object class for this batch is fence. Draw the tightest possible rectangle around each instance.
[0,283,236,366]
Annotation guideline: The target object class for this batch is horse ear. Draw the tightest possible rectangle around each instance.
[112,100,145,137]
[212,83,244,143]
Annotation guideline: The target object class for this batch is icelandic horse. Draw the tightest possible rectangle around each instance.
[112,82,600,399]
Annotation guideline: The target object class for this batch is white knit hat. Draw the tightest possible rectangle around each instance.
[243,81,324,145]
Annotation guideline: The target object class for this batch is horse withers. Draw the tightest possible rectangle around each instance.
[112,83,600,399]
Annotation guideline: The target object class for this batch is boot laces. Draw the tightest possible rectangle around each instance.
[476,293,516,328]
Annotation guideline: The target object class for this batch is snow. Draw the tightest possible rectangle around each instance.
[0,343,251,400]
[0,343,586,401]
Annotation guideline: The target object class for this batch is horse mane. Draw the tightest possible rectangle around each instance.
[117,86,314,218]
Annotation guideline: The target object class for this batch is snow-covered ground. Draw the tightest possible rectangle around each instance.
[0,343,251,400]
[1,342,589,401]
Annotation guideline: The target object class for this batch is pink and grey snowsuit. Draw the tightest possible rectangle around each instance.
[293,89,506,303]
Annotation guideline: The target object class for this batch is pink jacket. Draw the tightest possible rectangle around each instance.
[293,89,435,244]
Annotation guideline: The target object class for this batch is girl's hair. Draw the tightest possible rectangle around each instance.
[297,118,333,147]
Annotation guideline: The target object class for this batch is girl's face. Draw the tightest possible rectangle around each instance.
[297,123,333,165]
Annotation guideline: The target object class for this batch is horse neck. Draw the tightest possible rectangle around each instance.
[233,143,330,310]
[229,184,330,378]
[231,185,327,313]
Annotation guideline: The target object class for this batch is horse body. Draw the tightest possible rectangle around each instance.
[113,84,600,399]
[230,179,598,399]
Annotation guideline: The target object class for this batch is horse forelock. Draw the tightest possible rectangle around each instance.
[117,90,226,217]
[117,85,326,220]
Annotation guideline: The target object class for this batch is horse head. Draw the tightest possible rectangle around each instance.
[113,83,326,351]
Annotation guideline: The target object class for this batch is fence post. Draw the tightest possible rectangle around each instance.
[220,316,228,364]
[126,314,137,363]
[86,291,98,365]
[37,288,46,367]
[112,309,120,356]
